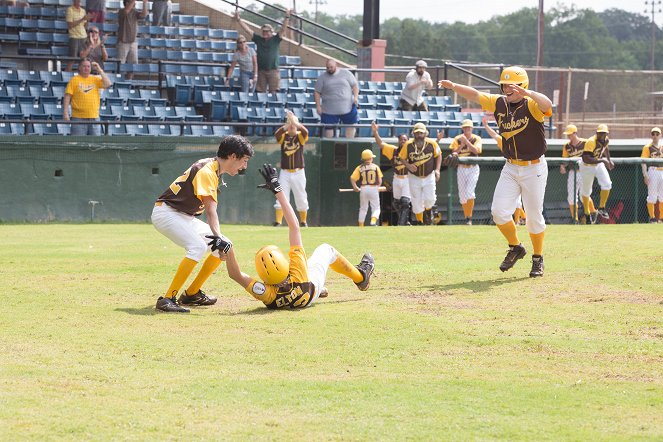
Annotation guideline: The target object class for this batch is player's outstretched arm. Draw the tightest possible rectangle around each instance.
[258,163,302,247]
[438,80,481,105]
[224,248,253,289]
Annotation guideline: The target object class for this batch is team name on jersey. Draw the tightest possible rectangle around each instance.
[646,144,662,158]
[267,281,315,309]
[499,115,530,133]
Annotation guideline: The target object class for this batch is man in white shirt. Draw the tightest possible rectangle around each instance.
[399,60,433,111]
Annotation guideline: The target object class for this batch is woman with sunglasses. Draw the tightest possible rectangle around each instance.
[225,36,258,93]
[79,27,108,74]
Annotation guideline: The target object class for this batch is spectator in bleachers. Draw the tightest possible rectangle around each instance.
[314,59,359,138]
[66,0,92,72]
[118,0,149,80]
[79,26,108,74]
[399,60,433,111]
[151,0,171,26]
[234,9,291,93]
[225,36,258,93]
[63,59,112,136]
[86,0,106,24]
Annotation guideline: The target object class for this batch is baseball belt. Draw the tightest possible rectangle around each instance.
[507,158,541,166]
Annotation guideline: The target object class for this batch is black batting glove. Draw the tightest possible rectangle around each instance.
[205,234,233,254]
[257,163,282,194]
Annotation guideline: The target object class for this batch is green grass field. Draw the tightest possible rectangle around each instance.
[1,224,661,441]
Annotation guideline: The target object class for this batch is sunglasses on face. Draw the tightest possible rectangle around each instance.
[89,30,99,33]
[653,132,660,136]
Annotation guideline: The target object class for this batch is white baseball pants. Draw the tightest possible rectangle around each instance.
[491,158,548,234]
[358,185,381,223]
[305,243,340,307]
[565,165,583,205]
[581,162,612,197]
[408,173,436,214]
[457,165,480,204]
[151,204,221,262]
[391,175,411,200]
[647,167,663,203]
[274,169,309,211]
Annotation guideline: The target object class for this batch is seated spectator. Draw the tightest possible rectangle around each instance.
[63,59,112,136]
[399,60,433,111]
[225,36,258,93]
[66,0,92,72]
[86,0,106,24]
[79,26,108,74]
[151,0,171,26]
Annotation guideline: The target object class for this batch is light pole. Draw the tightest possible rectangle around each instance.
[644,0,661,112]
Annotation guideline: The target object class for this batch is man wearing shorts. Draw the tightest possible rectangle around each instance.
[314,59,359,138]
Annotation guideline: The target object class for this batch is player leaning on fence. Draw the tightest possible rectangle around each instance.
[641,126,663,223]
[439,66,552,277]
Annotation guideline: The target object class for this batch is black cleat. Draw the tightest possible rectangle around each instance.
[156,296,189,313]
[273,222,281,227]
[318,287,329,298]
[649,218,657,223]
[178,289,217,306]
[499,244,527,272]
[465,218,473,225]
[529,255,544,277]
[589,211,599,224]
[597,208,609,220]
[355,253,375,291]
[299,221,308,227]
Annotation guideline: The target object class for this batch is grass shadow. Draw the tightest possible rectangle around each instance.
[423,276,531,293]
[114,306,160,316]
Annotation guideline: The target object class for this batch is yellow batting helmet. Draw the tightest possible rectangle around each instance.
[361,149,376,160]
[255,245,289,284]
[596,124,609,133]
[461,119,474,128]
[563,124,578,135]
[499,66,529,89]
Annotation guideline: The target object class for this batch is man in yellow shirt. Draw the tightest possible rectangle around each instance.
[65,0,91,72]
[63,59,111,136]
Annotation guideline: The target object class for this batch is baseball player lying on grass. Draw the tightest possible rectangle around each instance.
[220,164,375,309]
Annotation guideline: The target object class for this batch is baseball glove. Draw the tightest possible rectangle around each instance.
[443,154,459,168]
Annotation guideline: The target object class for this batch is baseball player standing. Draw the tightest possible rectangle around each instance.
[371,121,411,225]
[641,126,663,223]
[448,119,482,225]
[222,164,375,309]
[581,124,614,223]
[398,122,442,225]
[350,149,384,226]
[273,111,309,227]
[440,66,552,277]
[560,124,589,223]
[151,135,255,312]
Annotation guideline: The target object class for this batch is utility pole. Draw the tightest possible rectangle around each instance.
[644,0,661,111]
[310,0,326,24]
[535,0,544,90]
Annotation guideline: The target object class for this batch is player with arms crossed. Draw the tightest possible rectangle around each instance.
[223,164,375,309]
[581,124,614,224]
[440,67,552,277]
[350,149,384,227]
[398,122,442,225]
[272,110,310,227]
[641,126,663,223]
[372,122,411,225]
[152,135,254,313]
[448,119,483,225]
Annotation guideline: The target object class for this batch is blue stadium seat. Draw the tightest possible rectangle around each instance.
[190,124,214,136]
[120,114,141,121]
[32,122,60,135]
[195,39,211,50]
[1,102,23,119]
[178,27,195,39]
[20,102,45,118]
[0,122,12,134]
[148,98,168,108]
[209,99,228,121]
[127,123,149,136]
[193,28,209,39]
[212,53,232,63]
[207,28,224,39]
[285,92,305,109]
[148,124,171,136]
[111,105,135,118]
[193,15,209,27]
[43,103,63,119]
[174,84,193,106]
[175,106,197,119]
[107,123,128,136]
[212,125,233,137]
[99,106,116,121]
[197,52,213,63]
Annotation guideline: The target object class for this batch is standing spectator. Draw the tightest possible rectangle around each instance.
[581,124,614,224]
[117,0,148,80]
[225,36,258,93]
[399,60,433,111]
[350,149,383,227]
[372,121,411,225]
[314,59,359,139]
[63,59,112,136]
[641,126,663,223]
[86,0,106,24]
[398,122,442,225]
[560,124,588,223]
[79,26,108,73]
[65,0,91,72]
[447,119,482,225]
[234,9,291,93]
[151,0,171,26]
[272,111,310,227]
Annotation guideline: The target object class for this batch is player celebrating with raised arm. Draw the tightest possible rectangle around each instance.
[272,110,310,227]
[641,126,663,223]
[222,164,375,309]
[581,124,614,224]
[398,122,442,225]
[350,149,384,227]
[372,122,411,225]
[440,67,552,277]
[151,135,254,313]
[448,119,483,225]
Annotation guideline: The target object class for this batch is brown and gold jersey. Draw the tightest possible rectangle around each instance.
[276,129,308,170]
[449,134,482,157]
[398,137,441,177]
[245,246,315,309]
[583,135,610,160]
[562,139,586,158]
[479,94,552,160]
[381,142,408,176]
[157,158,219,216]
[350,162,383,186]
[641,143,662,158]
